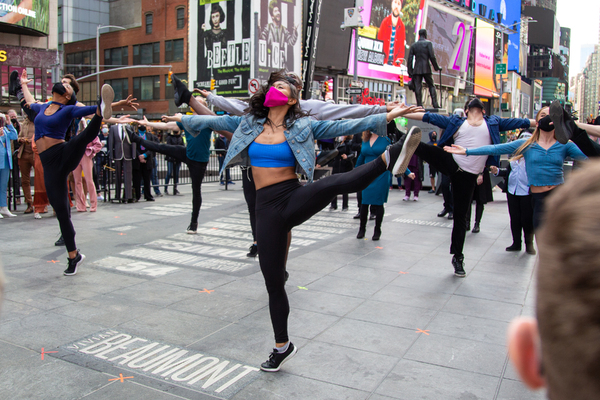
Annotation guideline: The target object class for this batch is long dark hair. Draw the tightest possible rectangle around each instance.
[247,71,307,125]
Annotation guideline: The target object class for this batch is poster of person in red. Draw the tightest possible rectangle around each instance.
[376,0,405,66]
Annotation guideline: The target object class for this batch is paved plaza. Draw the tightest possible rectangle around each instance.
[0,182,547,400]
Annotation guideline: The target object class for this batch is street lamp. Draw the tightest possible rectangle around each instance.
[96,24,127,96]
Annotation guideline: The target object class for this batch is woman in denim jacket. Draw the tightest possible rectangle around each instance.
[166,71,423,372]
[0,113,18,218]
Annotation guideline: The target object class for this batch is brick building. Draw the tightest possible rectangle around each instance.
[63,0,188,118]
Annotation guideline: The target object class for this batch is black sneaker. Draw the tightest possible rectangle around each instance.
[187,222,198,234]
[9,70,20,96]
[353,213,361,219]
[99,84,114,120]
[247,244,258,257]
[452,255,465,277]
[447,212,454,220]
[369,214,376,221]
[173,189,180,195]
[260,342,297,372]
[173,74,192,107]
[390,126,422,175]
[55,234,65,246]
[64,252,85,276]
[549,100,572,144]
[506,243,521,252]
[437,209,448,218]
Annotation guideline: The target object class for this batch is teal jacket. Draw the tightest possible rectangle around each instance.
[180,113,388,183]
[0,124,18,170]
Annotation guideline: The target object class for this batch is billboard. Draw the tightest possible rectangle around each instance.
[522,6,555,48]
[474,19,495,97]
[257,0,302,82]
[0,0,50,36]
[423,2,474,87]
[195,0,252,97]
[348,0,426,82]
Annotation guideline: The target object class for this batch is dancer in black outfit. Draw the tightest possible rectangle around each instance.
[164,71,424,372]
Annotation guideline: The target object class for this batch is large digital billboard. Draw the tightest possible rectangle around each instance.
[195,0,252,97]
[0,0,50,36]
[423,2,474,87]
[348,0,426,82]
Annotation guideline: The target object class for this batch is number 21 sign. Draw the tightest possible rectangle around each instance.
[449,21,474,73]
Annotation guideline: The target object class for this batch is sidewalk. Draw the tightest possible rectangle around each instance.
[0,183,546,399]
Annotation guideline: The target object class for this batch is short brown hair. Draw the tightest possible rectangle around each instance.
[536,159,600,400]
[62,74,80,94]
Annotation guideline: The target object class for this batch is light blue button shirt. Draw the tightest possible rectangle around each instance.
[508,158,529,196]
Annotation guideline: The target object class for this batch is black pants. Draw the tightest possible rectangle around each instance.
[413,73,439,108]
[256,157,387,343]
[440,173,453,212]
[506,193,534,245]
[531,189,554,231]
[415,143,478,257]
[39,114,103,253]
[242,167,257,241]
[359,204,384,231]
[135,138,208,224]
[133,166,152,200]
[466,200,484,226]
[571,126,600,157]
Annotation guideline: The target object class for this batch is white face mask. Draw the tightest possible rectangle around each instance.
[102,128,108,134]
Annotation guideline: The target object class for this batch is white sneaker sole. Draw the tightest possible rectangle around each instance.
[392,126,422,176]
[260,345,298,372]
[64,253,86,276]
[100,84,114,120]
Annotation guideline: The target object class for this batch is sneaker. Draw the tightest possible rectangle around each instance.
[247,244,258,257]
[353,213,361,219]
[99,84,114,120]
[549,100,572,144]
[55,235,65,246]
[329,205,337,210]
[227,181,235,185]
[390,126,422,176]
[260,342,298,372]
[428,189,435,194]
[64,252,85,276]
[413,196,419,201]
[0,207,17,217]
[403,196,409,201]
[369,214,376,221]
[34,212,42,219]
[220,182,225,186]
[164,188,169,195]
[174,189,181,195]
[505,243,521,252]
[97,195,104,201]
[173,74,192,107]
[356,227,366,239]
[447,212,454,220]
[472,223,480,233]
[452,255,466,277]
[8,70,20,96]
[187,222,198,234]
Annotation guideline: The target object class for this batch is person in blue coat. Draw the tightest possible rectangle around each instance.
[355,130,414,240]
[0,113,18,218]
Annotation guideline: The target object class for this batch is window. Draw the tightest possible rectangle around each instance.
[146,13,153,34]
[65,50,96,77]
[176,7,185,30]
[165,39,184,62]
[104,46,128,69]
[133,43,160,65]
[104,78,129,101]
[133,76,160,101]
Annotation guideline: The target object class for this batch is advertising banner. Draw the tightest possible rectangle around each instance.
[348,0,426,82]
[423,2,474,87]
[474,19,495,97]
[195,0,252,97]
[0,0,50,36]
[257,0,302,82]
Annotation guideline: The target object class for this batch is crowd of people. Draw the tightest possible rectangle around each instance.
[5,65,600,391]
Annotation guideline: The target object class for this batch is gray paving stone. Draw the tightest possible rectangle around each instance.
[454,278,529,304]
[346,299,437,330]
[442,295,524,322]
[168,290,266,322]
[375,359,500,399]
[287,289,365,317]
[404,333,508,377]
[288,341,399,392]
[425,311,511,345]
[307,275,389,299]
[107,281,200,307]
[371,285,452,310]
[349,250,426,271]
[0,299,44,325]
[81,380,197,400]
[154,268,239,289]
[496,378,547,400]
[329,264,401,285]
[387,270,464,294]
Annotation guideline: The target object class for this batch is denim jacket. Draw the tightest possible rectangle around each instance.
[0,124,18,170]
[423,112,531,166]
[181,113,388,183]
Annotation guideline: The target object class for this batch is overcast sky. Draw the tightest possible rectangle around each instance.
[556,0,599,80]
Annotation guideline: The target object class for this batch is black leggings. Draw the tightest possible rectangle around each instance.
[415,142,478,257]
[507,193,534,244]
[255,157,387,343]
[571,126,600,157]
[531,189,554,231]
[39,114,103,253]
[135,138,208,224]
[241,167,257,241]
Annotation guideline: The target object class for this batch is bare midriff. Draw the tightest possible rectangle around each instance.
[36,136,64,153]
[252,166,297,190]
[530,184,558,193]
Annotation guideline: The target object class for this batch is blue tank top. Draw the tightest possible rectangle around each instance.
[248,141,296,168]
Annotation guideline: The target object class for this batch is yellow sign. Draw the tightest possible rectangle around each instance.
[0,51,7,63]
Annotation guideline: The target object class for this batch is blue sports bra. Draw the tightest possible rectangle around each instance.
[248,141,296,168]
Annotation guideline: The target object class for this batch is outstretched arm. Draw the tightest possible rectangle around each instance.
[20,70,35,105]
[203,92,248,116]
[138,115,180,131]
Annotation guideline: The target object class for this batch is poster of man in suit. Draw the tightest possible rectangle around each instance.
[195,0,251,97]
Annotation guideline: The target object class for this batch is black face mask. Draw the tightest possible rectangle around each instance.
[538,115,554,132]
[10,118,17,124]
[52,82,67,96]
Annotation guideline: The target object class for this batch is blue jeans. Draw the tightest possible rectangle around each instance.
[218,155,230,183]
[165,161,181,191]
[151,157,161,194]
[0,167,10,207]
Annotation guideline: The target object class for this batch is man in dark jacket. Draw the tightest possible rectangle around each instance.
[407,29,441,109]
[132,126,156,201]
